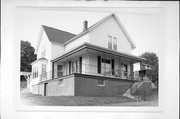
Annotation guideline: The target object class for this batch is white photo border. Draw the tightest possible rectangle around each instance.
[15,4,164,112]
[1,1,179,119]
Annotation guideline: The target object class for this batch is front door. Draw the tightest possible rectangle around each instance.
[101,59,111,76]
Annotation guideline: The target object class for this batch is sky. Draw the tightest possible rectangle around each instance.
[16,7,163,57]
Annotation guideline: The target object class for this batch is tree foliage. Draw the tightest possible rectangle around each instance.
[21,40,37,72]
[139,52,159,84]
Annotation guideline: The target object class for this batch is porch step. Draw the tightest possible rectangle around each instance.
[123,89,139,100]
[123,81,153,101]
[131,81,144,94]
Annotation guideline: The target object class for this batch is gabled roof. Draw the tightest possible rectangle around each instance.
[64,13,136,50]
[42,25,76,44]
[36,13,136,54]
[35,25,76,54]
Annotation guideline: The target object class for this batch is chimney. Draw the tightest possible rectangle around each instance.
[83,20,88,31]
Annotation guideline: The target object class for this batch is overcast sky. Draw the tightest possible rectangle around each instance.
[16,7,163,57]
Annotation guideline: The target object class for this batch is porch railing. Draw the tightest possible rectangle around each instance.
[40,70,63,82]
[39,63,140,82]
[81,63,133,80]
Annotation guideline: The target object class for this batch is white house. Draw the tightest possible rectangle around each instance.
[30,13,145,96]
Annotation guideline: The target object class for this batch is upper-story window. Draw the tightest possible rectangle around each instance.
[108,35,112,50]
[113,37,117,51]
[41,50,46,58]
[108,35,117,51]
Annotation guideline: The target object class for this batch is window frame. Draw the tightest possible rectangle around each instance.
[41,50,46,58]
[113,37,117,51]
[108,35,117,51]
[98,79,105,86]
[108,35,112,50]
[58,79,64,87]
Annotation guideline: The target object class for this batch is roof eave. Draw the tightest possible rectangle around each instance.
[63,14,114,45]
[113,14,136,50]
[35,26,44,54]
[52,42,145,63]
[64,30,89,45]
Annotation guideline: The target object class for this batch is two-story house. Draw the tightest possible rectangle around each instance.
[30,13,145,96]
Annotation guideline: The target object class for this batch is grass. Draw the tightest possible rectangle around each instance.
[20,90,158,106]
[20,93,136,106]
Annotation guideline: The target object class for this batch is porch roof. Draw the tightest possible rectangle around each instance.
[51,42,146,63]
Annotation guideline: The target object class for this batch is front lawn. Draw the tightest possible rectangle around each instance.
[20,93,135,106]
[20,90,158,106]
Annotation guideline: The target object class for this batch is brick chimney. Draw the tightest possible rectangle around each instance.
[83,20,88,31]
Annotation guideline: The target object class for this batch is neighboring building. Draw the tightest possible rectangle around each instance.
[30,13,145,96]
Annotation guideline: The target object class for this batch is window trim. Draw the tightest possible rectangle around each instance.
[108,35,112,50]
[108,35,117,51]
[113,37,117,51]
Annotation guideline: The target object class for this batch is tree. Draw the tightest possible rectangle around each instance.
[21,40,37,72]
[139,52,159,85]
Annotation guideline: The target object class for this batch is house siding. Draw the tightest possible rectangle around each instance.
[89,17,132,54]
[36,30,52,73]
[39,75,75,96]
[64,34,89,52]
[31,84,39,94]
[51,43,64,60]
[74,74,134,96]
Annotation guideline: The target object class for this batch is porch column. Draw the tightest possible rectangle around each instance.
[130,63,134,80]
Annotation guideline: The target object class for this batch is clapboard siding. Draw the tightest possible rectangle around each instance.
[89,17,132,54]
[64,34,89,52]
[36,30,52,72]
[51,42,64,59]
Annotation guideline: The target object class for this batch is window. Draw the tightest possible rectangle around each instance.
[42,64,46,73]
[35,68,37,78]
[37,67,38,77]
[57,65,63,77]
[113,37,117,51]
[101,58,111,76]
[58,79,64,86]
[98,80,105,86]
[71,58,80,74]
[108,35,117,51]
[32,67,38,78]
[121,63,128,77]
[32,67,34,78]
[102,59,110,64]
[108,35,112,50]
[42,64,46,78]
[41,50,46,58]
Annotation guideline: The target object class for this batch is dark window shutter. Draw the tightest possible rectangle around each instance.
[79,57,82,73]
[69,61,71,74]
[52,62,54,78]
[97,56,101,74]
[111,59,115,75]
